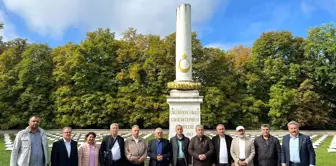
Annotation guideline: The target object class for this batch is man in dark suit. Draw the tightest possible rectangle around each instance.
[253,124,281,166]
[51,127,78,166]
[99,123,125,166]
[188,124,214,166]
[281,121,315,166]
[170,125,191,166]
[148,127,171,166]
[212,124,233,166]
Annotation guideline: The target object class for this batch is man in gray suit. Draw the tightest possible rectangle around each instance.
[170,125,191,166]
[281,121,315,166]
[253,124,281,166]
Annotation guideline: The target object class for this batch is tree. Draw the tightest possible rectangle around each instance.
[226,45,252,71]
[52,29,121,128]
[304,23,336,127]
[0,39,28,129]
[16,44,54,128]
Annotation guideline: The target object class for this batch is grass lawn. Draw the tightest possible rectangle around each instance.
[0,134,10,166]
[2,134,335,166]
[315,136,336,166]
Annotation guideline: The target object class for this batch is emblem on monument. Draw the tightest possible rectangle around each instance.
[178,54,190,73]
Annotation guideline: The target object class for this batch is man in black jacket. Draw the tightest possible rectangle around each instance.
[148,127,171,166]
[170,125,191,166]
[188,125,214,166]
[212,124,233,166]
[253,124,281,166]
[99,123,125,166]
[51,127,78,166]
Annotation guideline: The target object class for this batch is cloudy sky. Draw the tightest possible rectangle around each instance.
[0,0,335,50]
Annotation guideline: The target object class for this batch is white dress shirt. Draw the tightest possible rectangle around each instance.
[111,137,121,160]
[238,138,246,160]
[219,137,228,164]
[64,139,71,158]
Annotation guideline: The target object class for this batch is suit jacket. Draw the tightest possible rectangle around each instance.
[99,135,125,166]
[170,135,191,166]
[212,134,233,165]
[188,135,214,166]
[230,137,255,166]
[51,139,78,166]
[281,133,316,166]
[147,138,171,166]
[253,135,281,166]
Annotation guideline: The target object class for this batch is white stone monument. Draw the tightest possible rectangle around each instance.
[167,3,203,139]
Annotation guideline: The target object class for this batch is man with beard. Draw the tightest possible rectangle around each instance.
[188,125,214,166]
[51,127,78,166]
[99,123,125,166]
[253,124,281,166]
[230,126,255,166]
[170,125,191,166]
[212,124,234,166]
[281,121,315,166]
[10,115,49,166]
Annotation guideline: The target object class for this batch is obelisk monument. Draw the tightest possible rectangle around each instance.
[167,3,203,139]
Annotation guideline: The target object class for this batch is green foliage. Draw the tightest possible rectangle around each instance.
[0,23,335,129]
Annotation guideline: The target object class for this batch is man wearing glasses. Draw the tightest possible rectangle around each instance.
[51,127,78,166]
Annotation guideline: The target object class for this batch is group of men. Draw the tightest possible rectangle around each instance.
[10,115,315,166]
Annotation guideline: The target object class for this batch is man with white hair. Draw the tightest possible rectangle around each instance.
[148,127,171,166]
[188,124,214,166]
[51,126,78,166]
[99,123,125,166]
[230,126,255,166]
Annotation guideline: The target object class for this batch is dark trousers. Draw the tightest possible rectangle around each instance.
[111,159,123,166]
[217,164,229,166]
[176,158,186,166]
[290,162,300,166]
[126,161,145,166]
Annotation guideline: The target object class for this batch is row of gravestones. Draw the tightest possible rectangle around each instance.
[3,133,335,153]
[3,132,153,151]
[328,135,336,152]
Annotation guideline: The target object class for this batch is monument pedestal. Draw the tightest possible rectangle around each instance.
[167,90,203,139]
